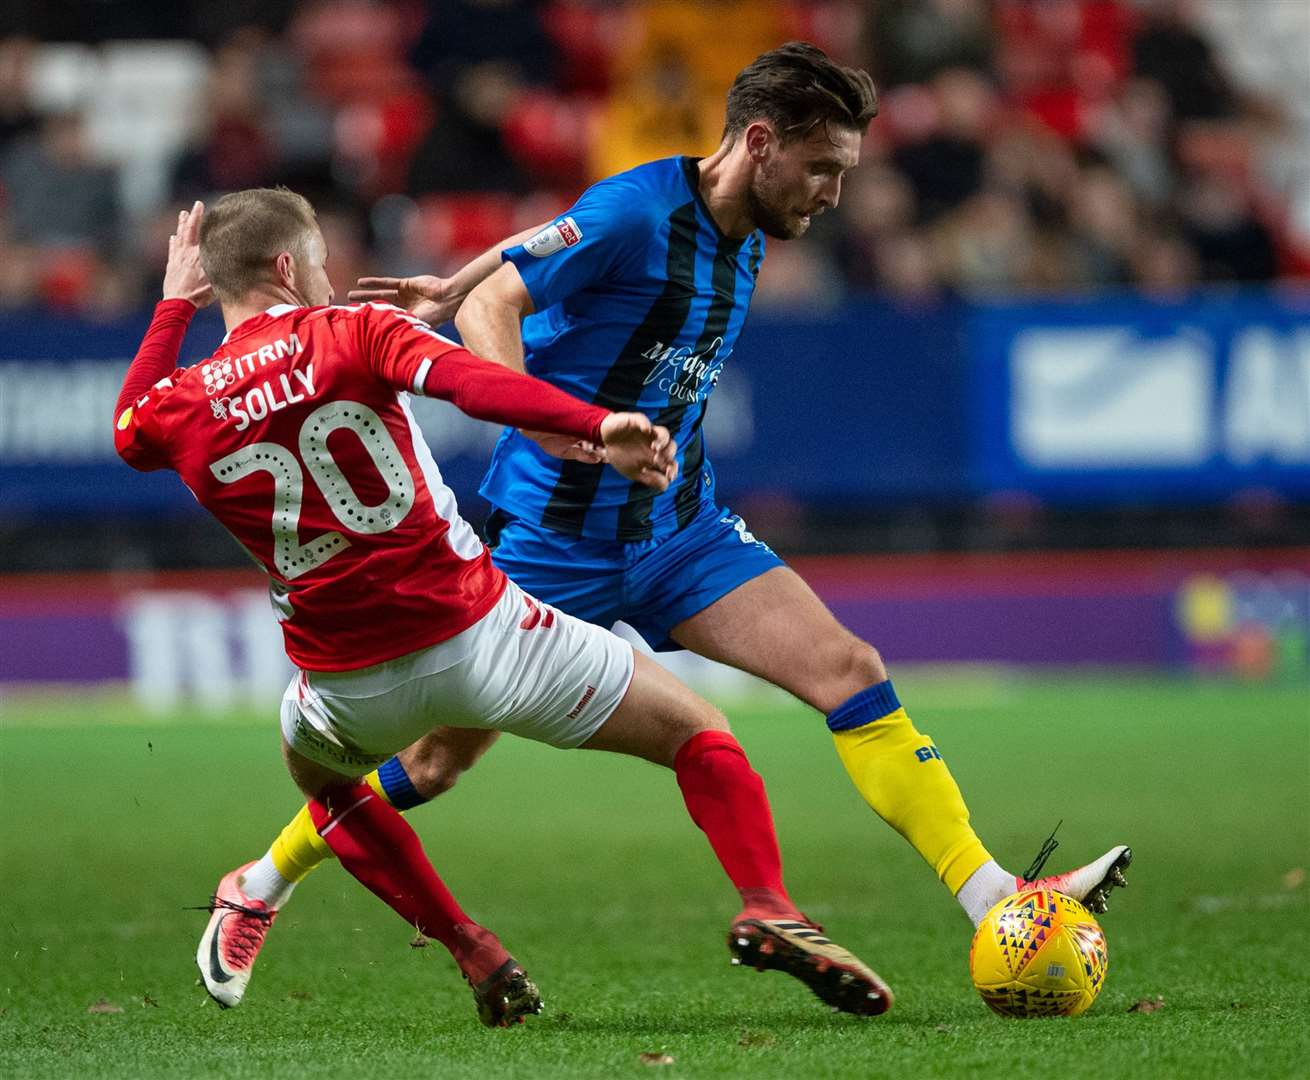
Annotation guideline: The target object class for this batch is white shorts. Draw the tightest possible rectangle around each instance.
[280,579,636,775]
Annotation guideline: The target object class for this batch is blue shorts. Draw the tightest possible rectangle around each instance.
[486,501,785,651]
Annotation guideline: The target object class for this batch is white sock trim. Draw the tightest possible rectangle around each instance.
[239,851,297,910]
[956,860,1014,927]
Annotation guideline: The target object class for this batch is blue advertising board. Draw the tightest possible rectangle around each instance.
[3,291,1308,516]
[969,292,1310,501]
[0,300,971,515]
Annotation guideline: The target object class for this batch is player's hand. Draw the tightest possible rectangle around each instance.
[522,430,608,464]
[348,275,458,326]
[598,412,678,491]
[163,201,214,308]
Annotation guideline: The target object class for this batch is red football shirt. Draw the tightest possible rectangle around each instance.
[115,301,609,671]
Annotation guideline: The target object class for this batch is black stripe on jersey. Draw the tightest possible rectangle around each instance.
[668,231,758,530]
[671,232,759,528]
[673,421,705,528]
[746,231,764,281]
[540,201,700,537]
[615,231,744,540]
[675,233,758,528]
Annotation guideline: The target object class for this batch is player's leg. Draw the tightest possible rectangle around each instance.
[680,570,1133,917]
[198,662,535,1023]
[667,565,1004,904]
[471,575,797,925]
[628,507,1128,924]
[239,727,500,914]
[279,739,539,1027]
[198,733,510,1012]
[578,650,798,920]
[575,649,890,1016]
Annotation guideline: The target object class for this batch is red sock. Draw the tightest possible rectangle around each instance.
[308,782,507,983]
[673,730,800,922]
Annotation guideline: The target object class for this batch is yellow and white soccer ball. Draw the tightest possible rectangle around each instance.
[968,888,1109,1018]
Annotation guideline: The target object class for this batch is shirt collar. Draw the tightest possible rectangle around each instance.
[221,304,301,345]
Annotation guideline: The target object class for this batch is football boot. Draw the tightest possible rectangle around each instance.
[467,957,543,1027]
[1020,845,1132,914]
[728,917,892,1016]
[195,862,276,1008]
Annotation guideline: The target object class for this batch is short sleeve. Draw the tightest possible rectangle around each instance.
[503,177,650,311]
[114,371,183,472]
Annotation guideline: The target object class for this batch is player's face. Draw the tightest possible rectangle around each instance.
[748,123,862,239]
[293,229,334,307]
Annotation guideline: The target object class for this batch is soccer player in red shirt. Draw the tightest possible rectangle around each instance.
[116,191,890,1025]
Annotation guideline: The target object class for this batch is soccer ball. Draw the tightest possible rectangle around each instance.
[968,888,1108,1018]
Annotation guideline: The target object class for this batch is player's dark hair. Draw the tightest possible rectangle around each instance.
[199,187,319,302]
[724,42,878,144]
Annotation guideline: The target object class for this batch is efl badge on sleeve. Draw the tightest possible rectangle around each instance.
[524,216,583,257]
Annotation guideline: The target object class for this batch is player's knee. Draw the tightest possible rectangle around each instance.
[694,702,731,735]
[660,700,730,767]
[400,755,461,800]
[846,640,887,687]
[814,637,887,713]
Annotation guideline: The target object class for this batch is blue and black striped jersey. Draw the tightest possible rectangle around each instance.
[479,156,764,542]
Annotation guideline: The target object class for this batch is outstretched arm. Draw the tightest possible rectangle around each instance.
[364,182,644,463]
[359,307,678,491]
[454,260,607,464]
[348,222,547,327]
[422,352,676,491]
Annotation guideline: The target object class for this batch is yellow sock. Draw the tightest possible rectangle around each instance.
[363,769,390,802]
[829,684,991,895]
[269,766,400,883]
[269,804,333,883]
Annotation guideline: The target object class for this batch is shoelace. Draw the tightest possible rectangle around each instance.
[185,895,273,966]
[1021,819,1063,882]
[186,895,276,922]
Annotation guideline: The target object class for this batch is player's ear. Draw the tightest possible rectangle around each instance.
[744,121,774,163]
[275,250,297,291]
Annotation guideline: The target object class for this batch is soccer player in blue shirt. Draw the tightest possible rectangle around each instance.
[222,42,1130,1005]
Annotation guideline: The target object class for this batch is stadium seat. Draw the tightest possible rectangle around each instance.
[27,43,98,113]
[87,42,210,215]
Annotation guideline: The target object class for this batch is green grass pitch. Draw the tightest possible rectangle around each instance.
[2,672,1307,1079]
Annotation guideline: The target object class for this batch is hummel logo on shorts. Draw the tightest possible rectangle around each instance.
[567,685,596,720]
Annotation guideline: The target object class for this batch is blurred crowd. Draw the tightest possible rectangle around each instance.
[1,0,1308,317]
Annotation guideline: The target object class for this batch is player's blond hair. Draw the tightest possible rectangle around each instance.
[199,187,320,303]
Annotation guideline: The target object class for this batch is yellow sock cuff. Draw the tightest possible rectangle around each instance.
[833,706,992,895]
[364,768,389,803]
[268,767,401,883]
[364,761,426,810]
[269,803,333,884]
